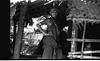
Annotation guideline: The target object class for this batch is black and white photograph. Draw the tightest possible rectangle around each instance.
[10,0,100,60]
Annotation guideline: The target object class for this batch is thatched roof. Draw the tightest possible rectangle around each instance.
[67,0,100,20]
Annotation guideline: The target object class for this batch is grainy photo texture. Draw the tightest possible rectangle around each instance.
[10,0,100,59]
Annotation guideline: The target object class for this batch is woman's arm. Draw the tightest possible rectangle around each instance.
[37,23,48,36]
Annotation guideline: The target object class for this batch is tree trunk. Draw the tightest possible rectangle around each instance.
[13,2,27,59]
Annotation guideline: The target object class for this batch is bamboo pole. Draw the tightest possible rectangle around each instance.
[68,50,100,55]
[81,20,87,59]
[67,38,100,42]
[68,55,100,59]
[70,17,77,59]
[67,17,100,22]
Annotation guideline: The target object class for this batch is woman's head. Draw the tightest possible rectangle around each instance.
[49,8,58,18]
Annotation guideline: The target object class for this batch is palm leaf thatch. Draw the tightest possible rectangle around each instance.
[67,14,100,31]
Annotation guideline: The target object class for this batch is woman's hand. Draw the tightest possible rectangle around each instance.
[63,26,69,33]
[43,32,49,36]
[43,32,52,36]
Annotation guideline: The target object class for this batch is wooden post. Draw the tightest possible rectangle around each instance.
[13,1,28,59]
[70,18,77,59]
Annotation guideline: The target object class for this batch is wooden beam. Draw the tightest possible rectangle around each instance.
[73,18,100,22]
[68,50,100,55]
[67,55,100,59]
[67,38,100,42]
[67,17,100,22]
